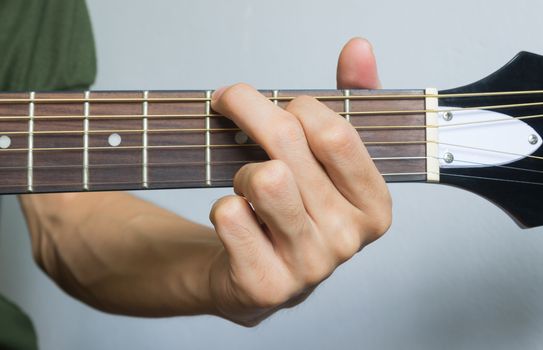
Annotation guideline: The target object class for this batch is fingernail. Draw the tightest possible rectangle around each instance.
[211,86,227,101]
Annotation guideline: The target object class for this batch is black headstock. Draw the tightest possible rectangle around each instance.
[439,52,543,228]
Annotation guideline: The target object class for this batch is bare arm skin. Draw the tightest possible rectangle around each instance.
[19,192,222,316]
[18,38,391,326]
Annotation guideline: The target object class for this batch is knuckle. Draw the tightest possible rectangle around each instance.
[302,262,332,286]
[298,251,334,286]
[248,160,292,199]
[239,275,296,310]
[324,214,363,262]
[232,163,252,193]
[375,208,393,237]
[317,123,358,157]
[333,229,362,262]
[236,318,263,328]
[365,204,393,241]
[235,266,302,311]
[248,287,292,310]
[375,191,393,235]
[32,231,48,271]
[210,196,247,226]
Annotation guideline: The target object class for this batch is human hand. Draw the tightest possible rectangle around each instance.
[207,38,391,326]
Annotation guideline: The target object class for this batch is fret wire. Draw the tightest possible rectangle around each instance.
[27,92,35,192]
[0,125,430,136]
[0,140,427,153]
[83,91,90,190]
[1,98,542,121]
[205,91,212,186]
[344,89,351,123]
[142,91,149,189]
[272,90,279,106]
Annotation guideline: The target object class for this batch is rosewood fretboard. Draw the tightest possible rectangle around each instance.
[0,90,428,194]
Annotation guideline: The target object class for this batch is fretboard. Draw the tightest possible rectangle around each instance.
[0,89,430,194]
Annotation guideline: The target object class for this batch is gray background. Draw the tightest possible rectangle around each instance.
[1,0,543,349]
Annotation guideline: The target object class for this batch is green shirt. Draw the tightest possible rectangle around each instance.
[0,0,97,349]
[0,0,96,91]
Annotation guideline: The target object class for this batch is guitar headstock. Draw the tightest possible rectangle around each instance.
[438,52,543,228]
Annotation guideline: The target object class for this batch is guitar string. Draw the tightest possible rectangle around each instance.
[5,167,543,189]
[0,155,539,178]
[0,110,542,136]
[432,156,543,174]
[437,113,543,128]
[3,164,543,189]
[3,88,543,103]
[0,157,427,171]
[1,100,543,121]
[0,140,540,162]
[0,140,427,152]
[0,172,428,190]
[5,170,542,189]
[12,155,543,174]
[436,141,543,161]
[437,172,543,187]
[0,126,425,135]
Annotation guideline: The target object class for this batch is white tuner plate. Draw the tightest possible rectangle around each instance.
[438,108,542,168]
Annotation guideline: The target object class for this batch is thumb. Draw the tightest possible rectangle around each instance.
[336,37,381,89]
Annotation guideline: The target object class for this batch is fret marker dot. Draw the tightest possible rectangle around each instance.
[108,133,122,147]
[235,131,248,144]
[0,135,11,149]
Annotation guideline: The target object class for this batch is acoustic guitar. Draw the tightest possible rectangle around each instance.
[0,52,542,227]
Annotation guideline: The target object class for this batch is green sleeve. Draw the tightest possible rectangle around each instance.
[0,0,97,91]
[0,0,97,349]
[0,295,38,350]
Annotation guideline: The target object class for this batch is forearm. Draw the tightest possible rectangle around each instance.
[18,192,223,317]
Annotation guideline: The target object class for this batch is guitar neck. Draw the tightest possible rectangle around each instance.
[0,89,436,194]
